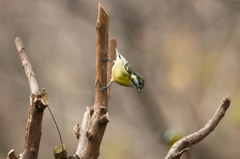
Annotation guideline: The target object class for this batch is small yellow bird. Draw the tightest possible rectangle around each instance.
[100,49,144,93]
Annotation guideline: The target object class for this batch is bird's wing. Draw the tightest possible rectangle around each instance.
[116,49,128,64]
[115,49,133,74]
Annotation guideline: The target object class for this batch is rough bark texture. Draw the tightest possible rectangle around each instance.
[8,37,48,159]
[15,37,40,95]
[164,95,231,159]
[75,3,110,159]
[75,108,92,158]
[20,95,46,159]
[94,3,109,108]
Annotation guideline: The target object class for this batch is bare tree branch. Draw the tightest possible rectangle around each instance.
[72,39,116,159]
[15,37,39,95]
[164,95,231,159]
[73,3,110,159]
[107,38,117,97]
[81,4,109,158]
[94,3,109,107]
[8,37,48,159]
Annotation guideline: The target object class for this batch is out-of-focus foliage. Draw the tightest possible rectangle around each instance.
[1,0,240,159]
[161,129,183,147]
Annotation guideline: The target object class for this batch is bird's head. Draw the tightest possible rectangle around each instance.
[131,73,144,93]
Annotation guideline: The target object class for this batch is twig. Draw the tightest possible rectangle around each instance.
[164,95,231,159]
[47,106,64,149]
[41,88,64,151]
[8,37,48,159]
[15,37,39,94]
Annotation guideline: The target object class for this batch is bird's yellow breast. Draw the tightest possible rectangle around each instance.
[111,60,131,87]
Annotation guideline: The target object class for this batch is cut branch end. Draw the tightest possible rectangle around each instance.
[7,149,18,159]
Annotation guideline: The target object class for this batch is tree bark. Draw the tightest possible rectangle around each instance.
[7,37,48,159]
[74,3,110,159]
[107,38,117,97]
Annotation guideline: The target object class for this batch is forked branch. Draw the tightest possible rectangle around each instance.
[7,37,48,159]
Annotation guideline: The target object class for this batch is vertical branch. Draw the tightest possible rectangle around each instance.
[8,37,48,159]
[72,4,116,159]
[76,3,110,159]
[94,3,109,108]
[107,38,117,97]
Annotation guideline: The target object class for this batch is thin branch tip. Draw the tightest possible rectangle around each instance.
[223,95,230,106]
[164,95,231,159]
[15,37,20,43]
[98,3,109,16]
[15,37,25,52]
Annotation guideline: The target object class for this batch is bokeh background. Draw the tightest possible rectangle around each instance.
[1,0,240,158]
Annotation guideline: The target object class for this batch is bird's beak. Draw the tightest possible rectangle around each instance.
[138,88,141,94]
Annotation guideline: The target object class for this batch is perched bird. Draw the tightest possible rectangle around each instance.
[100,49,144,93]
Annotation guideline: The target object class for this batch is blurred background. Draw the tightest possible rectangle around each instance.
[1,0,240,158]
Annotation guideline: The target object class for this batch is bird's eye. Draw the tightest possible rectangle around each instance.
[138,82,142,86]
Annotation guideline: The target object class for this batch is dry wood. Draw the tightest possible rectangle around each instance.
[8,37,48,159]
[164,95,231,159]
[94,3,109,108]
[15,37,39,94]
[107,38,117,97]
[75,107,92,158]
[7,149,18,159]
[73,3,110,159]
[81,4,109,159]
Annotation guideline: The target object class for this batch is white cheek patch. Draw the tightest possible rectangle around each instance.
[130,74,138,88]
